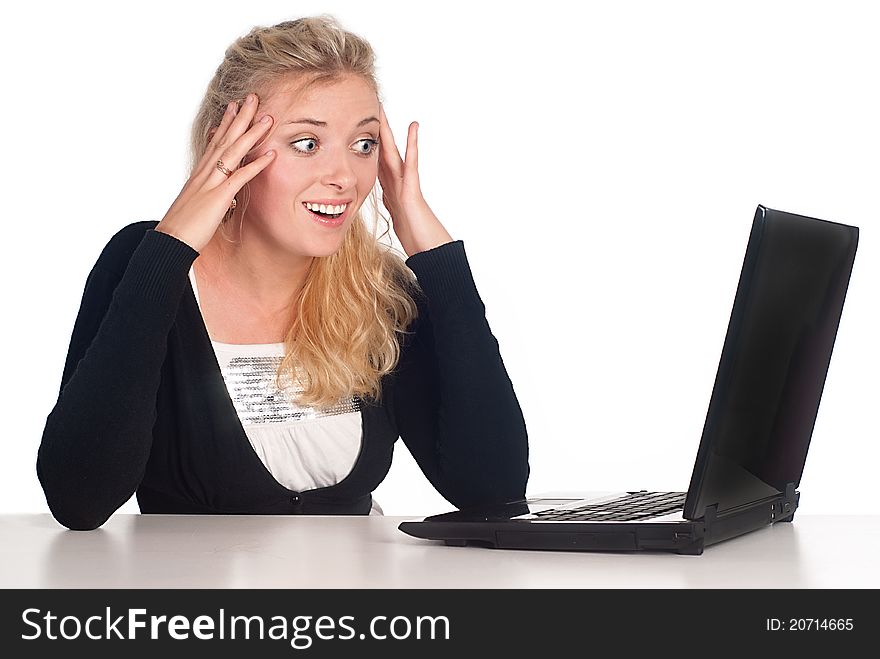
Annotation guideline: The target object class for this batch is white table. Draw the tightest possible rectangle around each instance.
[1,513,876,588]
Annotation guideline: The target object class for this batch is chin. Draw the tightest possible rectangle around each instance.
[299,230,349,258]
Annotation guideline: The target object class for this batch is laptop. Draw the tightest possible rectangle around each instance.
[399,205,859,555]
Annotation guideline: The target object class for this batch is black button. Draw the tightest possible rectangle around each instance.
[290,494,301,505]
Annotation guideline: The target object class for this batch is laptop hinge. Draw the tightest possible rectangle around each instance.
[778,482,799,522]
[703,503,719,526]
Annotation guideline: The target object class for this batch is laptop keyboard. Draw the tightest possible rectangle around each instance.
[531,491,686,522]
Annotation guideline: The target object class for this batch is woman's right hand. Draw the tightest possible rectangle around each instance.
[155,93,275,252]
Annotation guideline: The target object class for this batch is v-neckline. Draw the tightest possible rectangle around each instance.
[183,270,368,500]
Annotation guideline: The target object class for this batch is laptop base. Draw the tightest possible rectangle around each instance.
[399,488,799,555]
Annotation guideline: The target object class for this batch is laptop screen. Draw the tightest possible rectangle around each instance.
[683,206,859,519]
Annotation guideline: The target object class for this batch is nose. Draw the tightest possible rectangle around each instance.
[319,147,357,192]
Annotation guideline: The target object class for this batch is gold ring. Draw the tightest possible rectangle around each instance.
[216,160,233,177]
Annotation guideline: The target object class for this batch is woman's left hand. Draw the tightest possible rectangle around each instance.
[377,105,454,258]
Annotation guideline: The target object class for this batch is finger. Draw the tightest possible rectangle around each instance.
[376,150,397,200]
[243,111,275,160]
[192,99,246,187]
[194,101,239,173]
[193,117,272,191]
[404,121,420,181]
[208,93,262,159]
[378,105,404,177]
[210,114,274,183]
[208,101,239,149]
[221,149,276,198]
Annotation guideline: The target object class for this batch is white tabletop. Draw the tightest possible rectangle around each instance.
[1,513,877,589]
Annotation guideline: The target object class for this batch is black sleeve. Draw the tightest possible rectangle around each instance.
[394,240,530,509]
[37,229,199,530]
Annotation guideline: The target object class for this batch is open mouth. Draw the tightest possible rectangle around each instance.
[303,201,348,220]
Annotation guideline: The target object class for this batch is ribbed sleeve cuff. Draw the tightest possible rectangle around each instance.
[404,240,481,306]
[117,229,200,307]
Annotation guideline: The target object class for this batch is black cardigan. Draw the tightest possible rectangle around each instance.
[37,223,529,530]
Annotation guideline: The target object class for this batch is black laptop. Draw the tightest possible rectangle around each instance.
[399,205,859,555]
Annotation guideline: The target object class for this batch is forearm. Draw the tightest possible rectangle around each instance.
[399,241,530,508]
[38,230,198,530]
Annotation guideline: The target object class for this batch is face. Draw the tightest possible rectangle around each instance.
[242,75,380,257]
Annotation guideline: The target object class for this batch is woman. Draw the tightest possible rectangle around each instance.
[37,15,529,530]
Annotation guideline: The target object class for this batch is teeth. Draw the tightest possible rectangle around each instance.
[306,202,347,214]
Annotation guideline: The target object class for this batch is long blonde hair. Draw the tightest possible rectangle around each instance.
[189,15,422,409]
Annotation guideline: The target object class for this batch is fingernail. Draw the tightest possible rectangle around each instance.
[246,94,255,104]
[261,115,272,124]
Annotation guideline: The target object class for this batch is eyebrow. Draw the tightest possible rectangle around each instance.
[282,116,379,127]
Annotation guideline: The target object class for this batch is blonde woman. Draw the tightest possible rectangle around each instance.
[37,16,529,530]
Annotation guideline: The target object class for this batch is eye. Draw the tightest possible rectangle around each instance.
[290,137,318,154]
[353,138,379,157]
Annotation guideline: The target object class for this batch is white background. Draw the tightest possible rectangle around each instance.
[1,0,877,516]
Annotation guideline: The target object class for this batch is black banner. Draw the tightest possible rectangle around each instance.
[1,589,873,657]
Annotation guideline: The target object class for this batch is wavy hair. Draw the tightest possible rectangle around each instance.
[189,15,422,409]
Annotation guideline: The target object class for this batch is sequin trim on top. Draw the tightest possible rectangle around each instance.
[220,353,361,426]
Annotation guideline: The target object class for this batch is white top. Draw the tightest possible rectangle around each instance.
[188,267,382,515]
